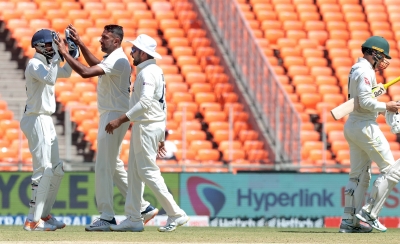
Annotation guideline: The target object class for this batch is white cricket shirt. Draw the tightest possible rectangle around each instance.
[126,59,167,124]
[348,57,386,121]
[97,47,131,115]
[24,53,72,115]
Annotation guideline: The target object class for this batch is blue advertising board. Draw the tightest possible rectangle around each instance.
[180,173,400,218]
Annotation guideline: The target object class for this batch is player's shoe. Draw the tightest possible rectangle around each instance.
[158,214,190,232]
[41,215,66,229]
[109,218,144,232]
[85,218,116,231]
[338,219,372,233]
[141,205,159,225]
[23,219,57,231]
[356,209,387,232]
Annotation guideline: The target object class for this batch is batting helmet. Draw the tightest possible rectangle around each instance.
[31,29,54,47]
[362,36,391,59]
[31,29,56,59]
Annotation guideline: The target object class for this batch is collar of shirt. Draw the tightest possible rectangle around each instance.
[102,47,123,59]
[136,59,156,74]
[357,57,373,70]
[33,52,48,64]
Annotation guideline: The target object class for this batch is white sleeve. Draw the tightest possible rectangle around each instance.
[57,62,72,78]
[97,57,125,75]
[125,72,156,120]
[29,61,58,86]
[357,72,386,112]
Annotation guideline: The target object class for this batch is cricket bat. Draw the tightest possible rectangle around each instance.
[330,76,400,120]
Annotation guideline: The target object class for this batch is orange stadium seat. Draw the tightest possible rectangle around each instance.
[189,83,213,94]
[299,12,320,22]
[173,111,195,123]
[196,149,220,161]
[247,149,268,161]
[300,93,321,110]
[223,149,246,161]
[243,140,264,151]
[208,121,229,135]
[189,140,213,151]
[302,141,323,159]
[0,101,7,111]
[301,130,320,144]
[218,140,242,151]
[175,149,196,161]
[0,110,14,121]
[176,102,198,113]
[199,103,221,115]
[181,120,202,131]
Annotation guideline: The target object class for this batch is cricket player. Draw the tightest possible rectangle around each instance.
[53,25,158,231]
[340,36,400,233]
[21,29,74,231]
[105,34,189,232]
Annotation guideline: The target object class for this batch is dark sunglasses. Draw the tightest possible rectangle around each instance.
[131,47,140,54]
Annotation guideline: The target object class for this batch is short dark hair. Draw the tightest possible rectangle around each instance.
[362,47,371,55]
[104,25,124,41]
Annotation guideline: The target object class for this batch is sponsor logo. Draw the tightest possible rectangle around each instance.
[187,176,226,216]
[373,86,385,97]
[364,77,370,86]
[237,188,334,211]
[210,217,324,228]
[266,217,324,228]
[210,217,266,227]
[0,215,90,225]
[143,82,154,86]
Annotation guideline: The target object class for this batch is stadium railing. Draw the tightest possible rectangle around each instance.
[194,0,302,165]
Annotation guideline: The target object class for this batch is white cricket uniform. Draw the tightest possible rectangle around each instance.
[124,59,185,221]
[345,57,394,177]
[95,47,149,221]
[342,57,395,221]
[20,52,72,184]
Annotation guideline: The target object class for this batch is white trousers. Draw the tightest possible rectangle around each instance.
[125,122,184,221]
[96,111,149,221]
[344,118,394,178]
[20,114,60,183]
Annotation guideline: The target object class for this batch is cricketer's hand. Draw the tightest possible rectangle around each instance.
[105,119,122,134]
[157,141,167,158]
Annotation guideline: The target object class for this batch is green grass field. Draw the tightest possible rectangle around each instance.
[0,226,400,243]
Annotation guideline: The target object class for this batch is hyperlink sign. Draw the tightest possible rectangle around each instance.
[180,173,400,218]
[0,172,179,216]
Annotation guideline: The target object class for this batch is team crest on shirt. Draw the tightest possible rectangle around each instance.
[364,77,370,86]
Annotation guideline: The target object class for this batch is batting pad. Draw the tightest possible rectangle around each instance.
[42,162,64,218]
[33,168,53,222]
[365,159,400,218]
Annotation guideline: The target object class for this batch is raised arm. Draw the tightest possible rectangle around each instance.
[66,24,101,66]
[54,33,105,78]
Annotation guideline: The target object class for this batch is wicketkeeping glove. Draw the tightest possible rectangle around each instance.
[65,29,80,59]
[51,31,64,63]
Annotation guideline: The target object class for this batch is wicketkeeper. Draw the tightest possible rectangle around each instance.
[21,29,78,231]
